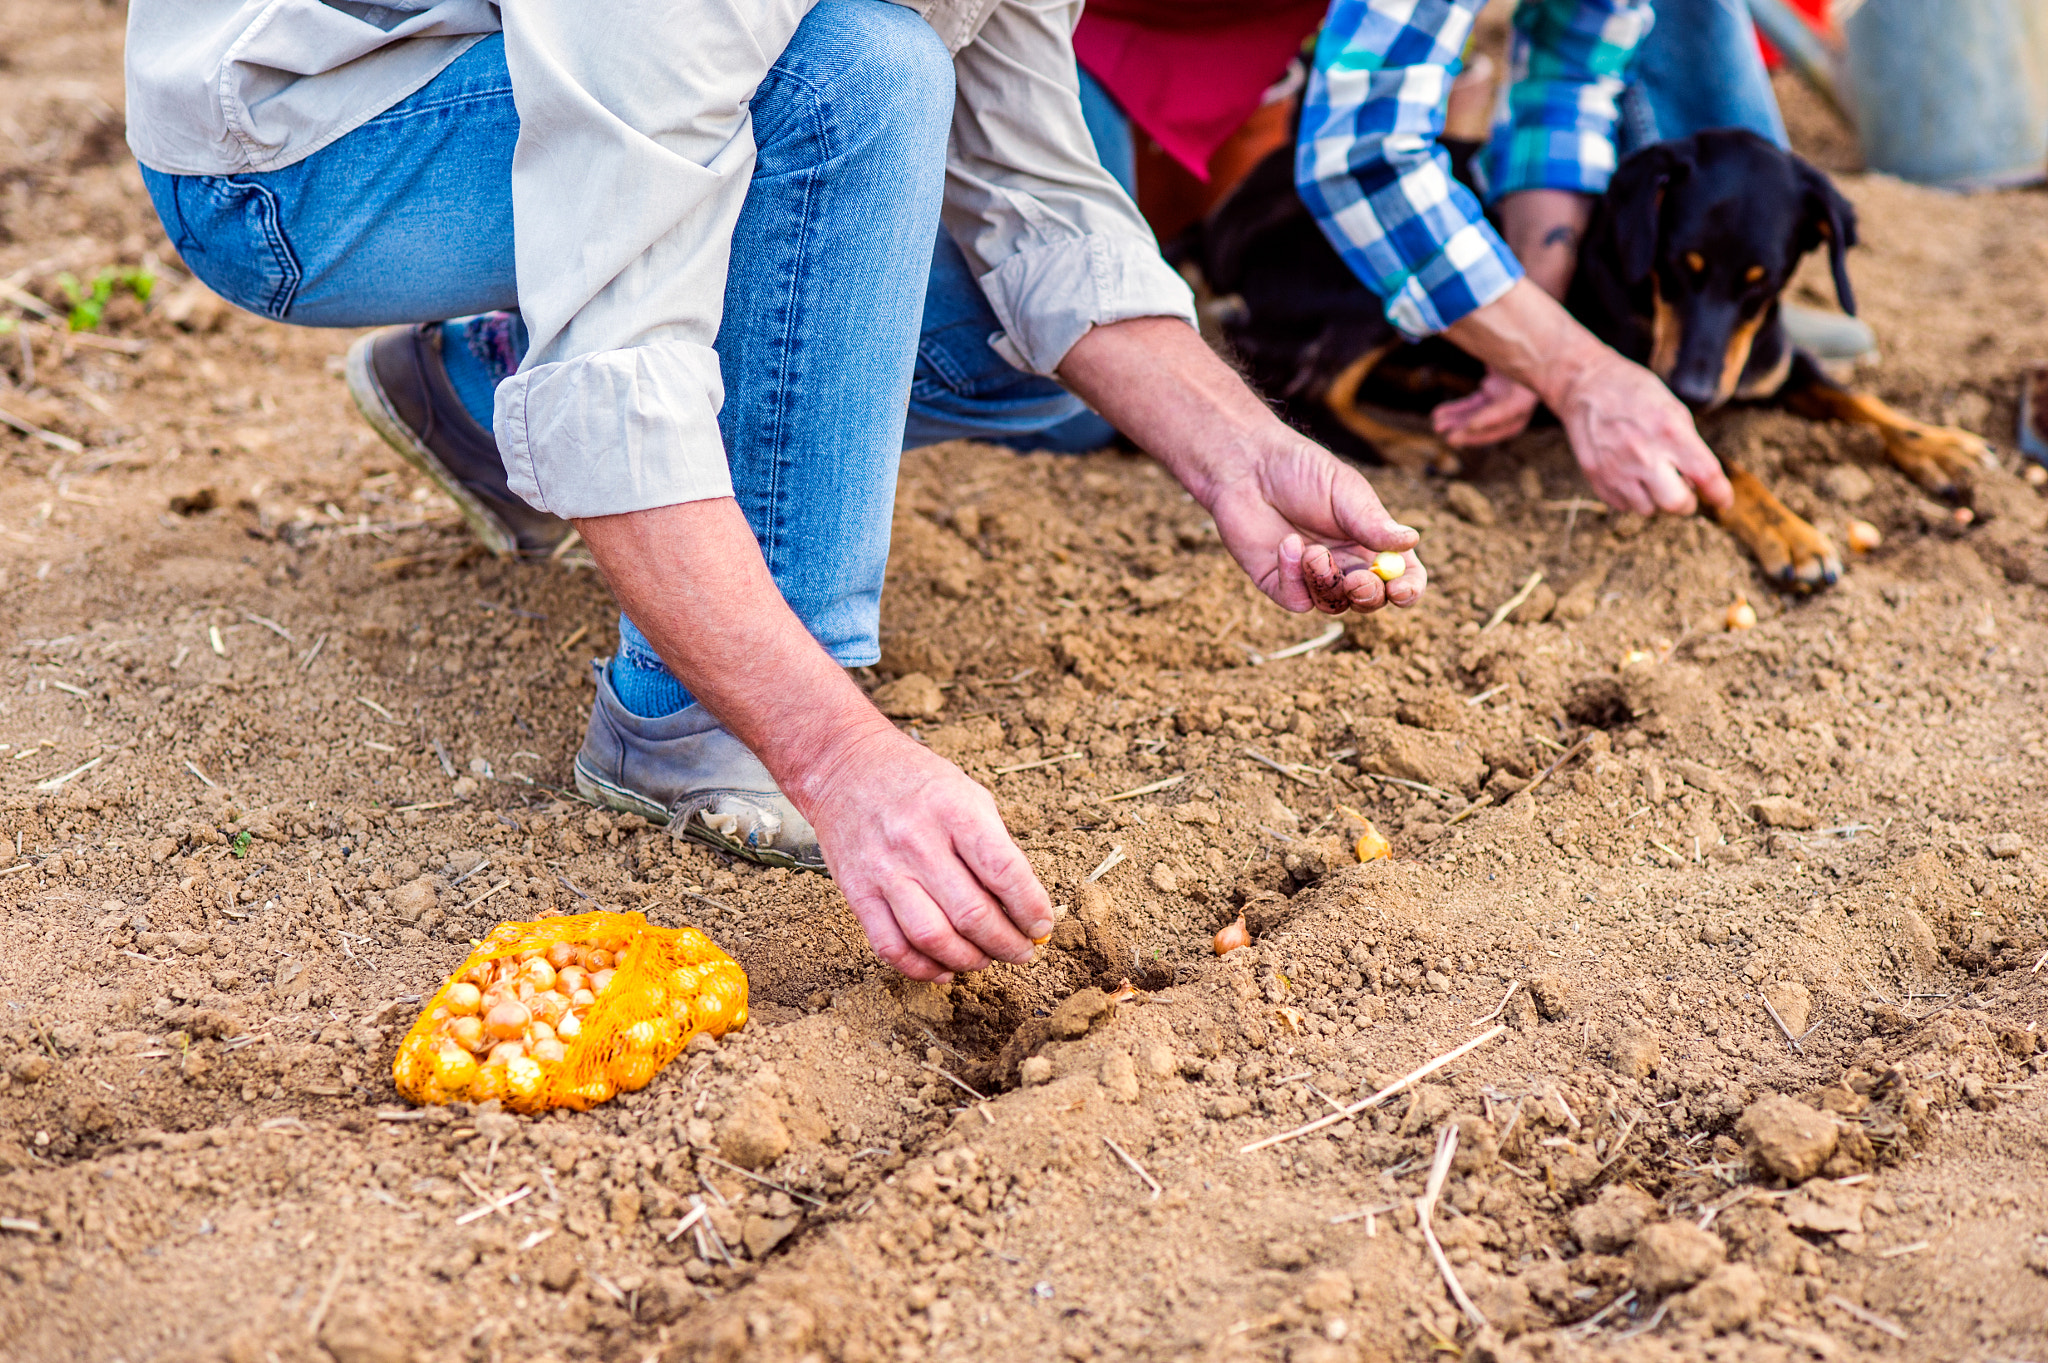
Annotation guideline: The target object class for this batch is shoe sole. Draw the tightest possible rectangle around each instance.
[573,757,826,873]
[345,330,520,559]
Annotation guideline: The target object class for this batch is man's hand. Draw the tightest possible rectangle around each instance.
[1432,369,1541,448]
[1058,317,1427,613]
[1445,280,1732,515]
[1550,348,1731,515]
[802,725,1050,981]
[1206,441,1425,614]
[576,501,1052,984]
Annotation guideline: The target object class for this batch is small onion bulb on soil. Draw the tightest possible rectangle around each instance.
[1355,819,1392,862]
[1214,914,1250,955]
[1846,519,1882,553]
[1726,598,1757,631]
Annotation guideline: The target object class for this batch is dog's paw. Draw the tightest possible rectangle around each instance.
[1718,468,1843,591]
[1882,420,1997,499]
[1759,518,1843,592]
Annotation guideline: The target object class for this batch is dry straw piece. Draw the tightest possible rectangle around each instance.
[393,909,747,1113]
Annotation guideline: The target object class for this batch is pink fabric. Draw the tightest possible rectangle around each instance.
[1073,2,1326,180]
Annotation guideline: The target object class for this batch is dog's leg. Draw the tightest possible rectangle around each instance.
[1322,344,1462,476]
[1715,464,1842,590]
[1781,351,1995,498]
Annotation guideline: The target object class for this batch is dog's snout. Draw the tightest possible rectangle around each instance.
[1669,372,1722,411]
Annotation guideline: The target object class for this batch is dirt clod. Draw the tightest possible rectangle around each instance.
[1987,831,2027,859]
[1569,1185,1655,1254]
[1670,1262,1767,1333]
[1738,1095,1840,1183]
[1748,796,1818,829]
[1631,1220,1725,1295]
[1445,482,1497,527]
[1527,973,1571,1020]
[1761,980,1813,1038]
[717,1089,791,1170]
[871,672,945,720]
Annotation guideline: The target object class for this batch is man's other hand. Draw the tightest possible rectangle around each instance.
[1056,315,1428,618]
[1206,440,1425,614]
[804,726,1052,983]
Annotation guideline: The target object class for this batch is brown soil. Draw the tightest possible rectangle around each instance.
[3,7,2046,1363]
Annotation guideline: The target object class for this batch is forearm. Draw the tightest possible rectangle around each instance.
[573,500,895,810]
[1057,315,1425,615]
[1442,277,1611,410]
[1495,188,1593,301]
[1055,316,1281,499]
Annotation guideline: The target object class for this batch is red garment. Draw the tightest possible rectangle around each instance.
[1074,0,1327,180]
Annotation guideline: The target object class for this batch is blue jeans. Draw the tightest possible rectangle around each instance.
[900,66,1129,455]
[145,3,979,694]
[1618,0,1791,152]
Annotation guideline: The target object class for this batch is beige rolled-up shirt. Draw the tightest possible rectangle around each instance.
[125,0,1195,518]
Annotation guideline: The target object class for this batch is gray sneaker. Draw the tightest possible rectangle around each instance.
[1781,303,1878,363]
[345,324,572,557]
[573,659,825,872]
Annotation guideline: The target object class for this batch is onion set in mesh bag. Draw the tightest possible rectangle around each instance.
[394,910,747,1112]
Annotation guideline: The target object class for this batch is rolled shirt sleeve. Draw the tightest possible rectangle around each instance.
[497,0,1195,518]
[1483,0,1654,199]
[492,0,814,520]
[1296,0,1647,340]
[938,0,1196,376]
[1296,0,1523,339]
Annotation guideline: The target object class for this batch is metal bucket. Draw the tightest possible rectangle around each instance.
[1840,0,2048,188]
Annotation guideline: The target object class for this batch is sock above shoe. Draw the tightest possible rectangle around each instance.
[609,653,693,719]
[438,313,528,433]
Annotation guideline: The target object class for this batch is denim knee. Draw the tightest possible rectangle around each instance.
[764,0,954,155]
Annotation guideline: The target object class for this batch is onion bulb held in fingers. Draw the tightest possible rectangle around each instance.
[1370,551,1405,582]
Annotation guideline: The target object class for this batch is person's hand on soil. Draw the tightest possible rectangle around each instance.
[1432,368,1541,447]
[800,724,1053,982]
[1204,439,1426,614]
[577,498,1052,984]
[1552,350,1732,516]
[1440,280,1732,518]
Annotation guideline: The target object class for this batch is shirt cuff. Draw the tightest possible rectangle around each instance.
[1486,124,1623,201]
[1382,219,1524,339]
[978,233,1197,376]
[495,339,735,520]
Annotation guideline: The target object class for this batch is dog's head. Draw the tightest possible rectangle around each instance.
[1602,129,1857,411]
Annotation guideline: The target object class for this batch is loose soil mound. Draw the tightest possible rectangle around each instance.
[1,7,2045,1362]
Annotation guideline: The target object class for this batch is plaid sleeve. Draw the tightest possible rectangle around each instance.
[1296,0,1522,339]
[1482,0,1653,200]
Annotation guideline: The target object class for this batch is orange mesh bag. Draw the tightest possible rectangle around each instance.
[393,910,747,1113]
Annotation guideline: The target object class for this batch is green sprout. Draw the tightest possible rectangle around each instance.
[53,266,156,333]
[230,829,253,858]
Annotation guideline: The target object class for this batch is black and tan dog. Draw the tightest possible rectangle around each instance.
[1187,128,1995,588]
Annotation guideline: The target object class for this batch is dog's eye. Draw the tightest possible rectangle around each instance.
[1745,265,1766,284]
[1685,252,1706,274]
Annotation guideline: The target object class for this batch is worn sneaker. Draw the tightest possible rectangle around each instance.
[1781,303,1878,363]
[344,324,571,557]
[573,660,825,872]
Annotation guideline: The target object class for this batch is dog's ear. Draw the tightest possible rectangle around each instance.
[1796,159,1859,316]
[1606,143,1686,286]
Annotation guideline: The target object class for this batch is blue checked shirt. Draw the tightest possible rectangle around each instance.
[1297,0,1654,338]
